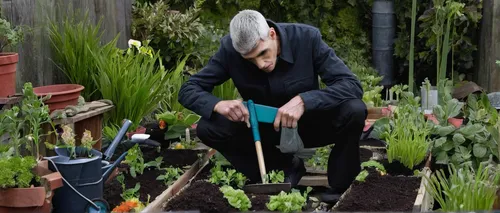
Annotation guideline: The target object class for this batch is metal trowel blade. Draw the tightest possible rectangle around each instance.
[243,182,291,194]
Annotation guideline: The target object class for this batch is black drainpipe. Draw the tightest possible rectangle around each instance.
[372,0,396,87]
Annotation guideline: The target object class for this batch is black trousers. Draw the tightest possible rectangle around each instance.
[196,99,367,189]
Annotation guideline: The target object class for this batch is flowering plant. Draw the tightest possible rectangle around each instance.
[45,125,97,159]
[111,198,145,213]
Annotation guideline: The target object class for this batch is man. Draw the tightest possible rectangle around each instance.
[178,9,366,203]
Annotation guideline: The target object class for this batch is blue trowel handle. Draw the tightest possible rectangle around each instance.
[247,100,267,183]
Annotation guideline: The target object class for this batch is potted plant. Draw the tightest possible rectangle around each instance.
[0,82,63,213]
[0,17,24,97]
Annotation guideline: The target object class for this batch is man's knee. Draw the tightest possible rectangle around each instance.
[341,99,367,122]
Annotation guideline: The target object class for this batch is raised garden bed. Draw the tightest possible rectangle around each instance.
[103,142,208,210]
[332,155,433,212]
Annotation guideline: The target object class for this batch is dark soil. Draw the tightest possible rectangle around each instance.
[163,180,317,213]
[163,180,234,213]
[104,165,166,208]
[334,169,421,212]
[248,194,270,211]
[378,158,427,176]
[359,138,386,147]
[103,145,207,209]
[360,148,373,162]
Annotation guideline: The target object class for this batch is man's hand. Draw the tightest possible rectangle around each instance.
[274,96,305,131]
[214,99,250,127]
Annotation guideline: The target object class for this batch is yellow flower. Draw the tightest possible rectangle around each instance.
[61,125,75,146]
[81,129,95,150]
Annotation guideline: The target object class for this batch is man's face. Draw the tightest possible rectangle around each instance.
[242,28,279,73]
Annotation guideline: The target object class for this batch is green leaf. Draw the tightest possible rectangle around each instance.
[473,144,487,158]
[452,133,466,145]
[435,151,449,164]
[445,98,463,118]
[437,125,456,136]
[458,123,485,139]
[355,170,369,182]
[442,140,455,152]
[183,114,200,126]
[433,137,448,148]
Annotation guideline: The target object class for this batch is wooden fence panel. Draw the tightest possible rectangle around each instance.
[0,0,133,92]
[476,0,500,92]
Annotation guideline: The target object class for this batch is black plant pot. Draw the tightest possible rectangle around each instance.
[144,122,168,142]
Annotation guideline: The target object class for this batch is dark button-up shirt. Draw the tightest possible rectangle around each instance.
[178,20,363,119]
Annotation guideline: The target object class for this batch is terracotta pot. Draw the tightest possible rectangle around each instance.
[33,84,84,112]
[0,160,63,213]
[0,53,19,98]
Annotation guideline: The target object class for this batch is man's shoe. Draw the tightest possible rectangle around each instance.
[284,157,306,188]
[320,187,347,204]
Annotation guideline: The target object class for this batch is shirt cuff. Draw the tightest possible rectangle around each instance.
[298,92,316,111]
[200,96,222,119]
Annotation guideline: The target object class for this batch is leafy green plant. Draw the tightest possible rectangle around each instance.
[0,106,26,157]
[266,187,312,213]
[380,100,432,169]
[0,17,25,52]
[156,166,184,186]
[48,13,116,101]
[117,174,141,201]
[219,185,252,211]
[430,94,500,169]
[425,161,500,211]
[92,39,172,137]
[355,160,387,182]
[0,152,38,189]
[20,82,52,159]
[265,170,285,184]
[144,157,163,170]
[124,144,146,178]
[306,145,333,171]
[209,163,247,189]
[156,110,200,140]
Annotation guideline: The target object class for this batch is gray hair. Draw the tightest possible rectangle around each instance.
[229,10,270,55]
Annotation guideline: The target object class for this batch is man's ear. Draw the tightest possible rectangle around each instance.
[269,27,277,39]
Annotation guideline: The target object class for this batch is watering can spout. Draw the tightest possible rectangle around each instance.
[102,151,128,181]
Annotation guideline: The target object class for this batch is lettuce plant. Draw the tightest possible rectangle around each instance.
[220,185,252,211]
[266,187,312,213]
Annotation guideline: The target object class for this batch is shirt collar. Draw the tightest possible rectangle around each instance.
[266,19,294,64]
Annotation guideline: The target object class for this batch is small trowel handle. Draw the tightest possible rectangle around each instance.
[248,100,268,184]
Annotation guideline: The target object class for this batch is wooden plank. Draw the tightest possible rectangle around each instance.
[0,96,22,105]
[476,0,500,92]
[1,0,131,90]
[11,0,37,90]
[1,0,13,21]
[298,176,329,187]
[73,114,104,150]
[51,104,113,125]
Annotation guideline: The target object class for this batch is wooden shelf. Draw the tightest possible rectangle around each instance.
[0,96,22,105]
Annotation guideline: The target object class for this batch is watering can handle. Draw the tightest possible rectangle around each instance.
[103,119,132,161]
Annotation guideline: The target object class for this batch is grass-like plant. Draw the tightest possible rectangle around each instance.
[425,161,500,211]
[92,40,174,136]
[48,13,115,101]
[382,95,432,169]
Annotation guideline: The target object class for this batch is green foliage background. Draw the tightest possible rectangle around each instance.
[132,0,483,95]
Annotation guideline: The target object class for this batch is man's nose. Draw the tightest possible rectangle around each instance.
[256,60,266,69]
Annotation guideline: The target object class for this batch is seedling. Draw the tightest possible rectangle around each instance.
[156,166,184,186]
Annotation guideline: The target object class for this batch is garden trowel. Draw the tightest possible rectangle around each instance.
[242,100,292,194]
